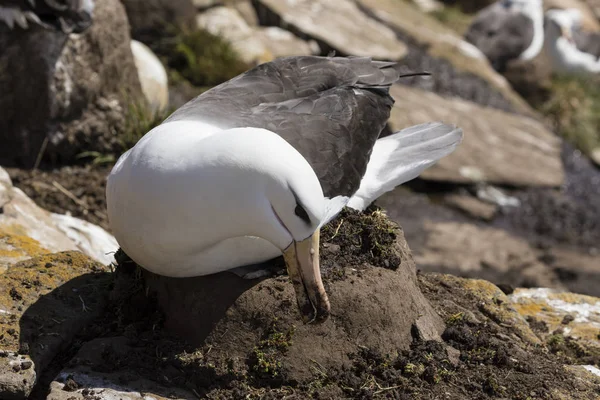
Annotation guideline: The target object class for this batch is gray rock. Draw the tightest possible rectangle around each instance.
[256,26,319,57]
[196,6,272,64]
[0,0,142,167]
[46,338,194,400]
[0,353,35,400]
[254,0,407,59]
[120,0,195,43]
[388,84,564,187]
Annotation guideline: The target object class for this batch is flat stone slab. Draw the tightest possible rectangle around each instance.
[389,84,565,187]
[254,0,407,59]
[357,0,536,116]
[46,338,194,400]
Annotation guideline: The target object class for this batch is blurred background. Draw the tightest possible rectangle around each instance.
[1,0,599,297]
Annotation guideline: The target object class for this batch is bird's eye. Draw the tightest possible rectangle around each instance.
[294,203,311,224]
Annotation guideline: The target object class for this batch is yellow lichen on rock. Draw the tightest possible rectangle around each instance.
[436,275,542,345]
[510,288,600,350]
[0,228,50,272]
[0,251,108,351]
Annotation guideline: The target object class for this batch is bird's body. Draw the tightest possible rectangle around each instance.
[107,56,463,322]
[0,0,94,32]
[465,0,544,71]
[545,9,600,75]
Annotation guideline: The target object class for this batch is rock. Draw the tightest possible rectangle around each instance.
[412,0,444,13]
[585,0,600,19]
[0,353,35,400]
[0,252,110,399]
[388,84,565,187]
[130,40,169,113]
[46,338,195,400]
[356,0,536,116]
[409,221,563,289]
[539,247,600,297]
[139,210,444,382]
[230,0,260,26]
[120,0,196,44]
[253,0,408,59]
[50,214,118,266]
[591,148,600,166]
[0,0,143,167]
[193,0,222,10]
[255,27,319,58]
[510,288,600,351]
[444,192,498,220]
[0,168,117,268]
[196,6,272,64]
[421,273,542,346]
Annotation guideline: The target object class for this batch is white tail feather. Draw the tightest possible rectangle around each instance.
[347,122,463,210]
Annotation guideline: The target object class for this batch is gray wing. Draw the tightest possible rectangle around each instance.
[165,56,400,198]
[573,29,600,60]
[465,3,534,70]
[0,0,93,32]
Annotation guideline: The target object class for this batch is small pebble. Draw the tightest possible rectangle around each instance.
[561,315,574,325]
[21,360,32,370]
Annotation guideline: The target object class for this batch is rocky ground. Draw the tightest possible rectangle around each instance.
[1,0,600,398]
[1,209,599,400]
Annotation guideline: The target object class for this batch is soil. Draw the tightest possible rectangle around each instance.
[6,166,112,231]
[25,212,600,399]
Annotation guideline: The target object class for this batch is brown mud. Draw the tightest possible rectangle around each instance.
[24,210,600,399]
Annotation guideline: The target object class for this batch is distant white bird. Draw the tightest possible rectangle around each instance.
[465,0,544,71]
[106,56,463,323]
[0,0,94,33]
[544,8,600,75]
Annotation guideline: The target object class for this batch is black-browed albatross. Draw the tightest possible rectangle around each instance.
[106,56,463,324]
[544,8,600,75]
[0,0,94,32]
[465,0,544,72]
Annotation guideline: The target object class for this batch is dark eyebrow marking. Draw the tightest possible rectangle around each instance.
[290,189,311,225]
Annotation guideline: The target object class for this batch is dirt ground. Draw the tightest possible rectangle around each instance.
[24,211,600,399]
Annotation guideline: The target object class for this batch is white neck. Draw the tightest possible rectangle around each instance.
[107,122,324,275]
[519,1,545,60]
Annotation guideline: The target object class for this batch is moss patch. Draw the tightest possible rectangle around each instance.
[154,26,249,88]
[538,74,600,157]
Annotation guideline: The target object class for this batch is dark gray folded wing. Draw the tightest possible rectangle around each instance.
[165,56,399,197]
[0,0,93,32]
[465,3,534,70]
[573,29,600,60]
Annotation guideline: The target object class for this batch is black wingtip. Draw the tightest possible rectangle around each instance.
[398,71,432,79]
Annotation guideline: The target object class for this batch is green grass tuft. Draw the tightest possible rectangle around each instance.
[155,26,250,88]
[539,74,600,156]
[121,100,173,152]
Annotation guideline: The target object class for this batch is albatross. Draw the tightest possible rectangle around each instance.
[465,0,544,72]
[544,8,600,75]
[106,56,463,323]
[0,0,94,32]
